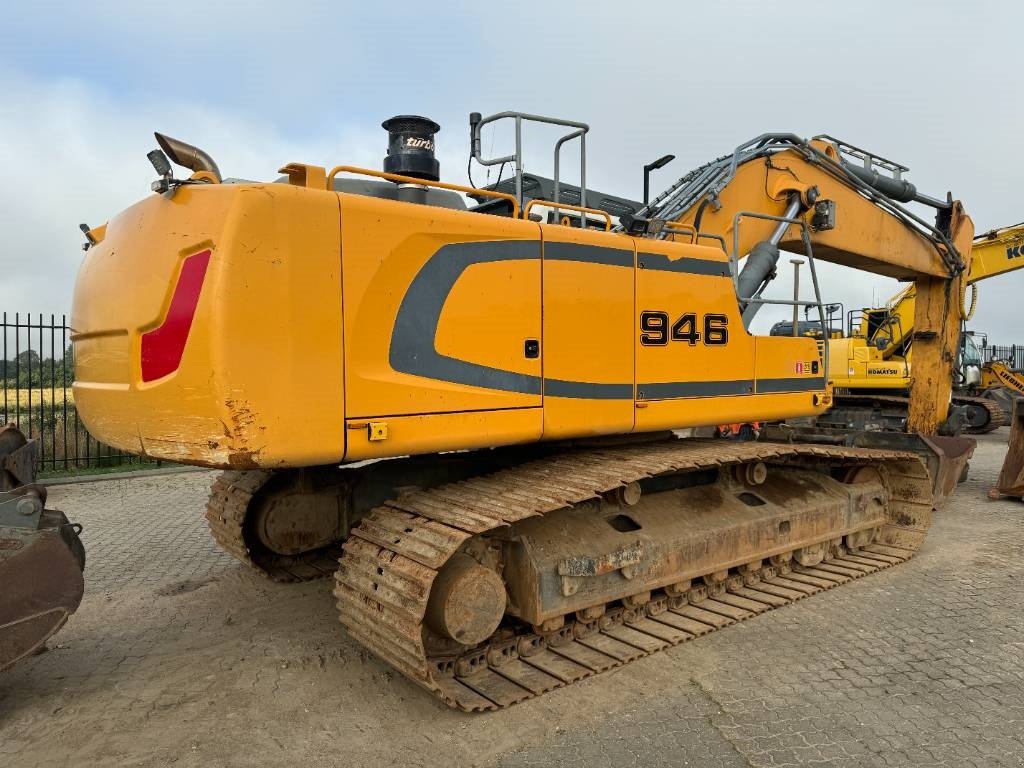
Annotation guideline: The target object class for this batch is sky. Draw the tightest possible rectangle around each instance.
[2,0,1022,342]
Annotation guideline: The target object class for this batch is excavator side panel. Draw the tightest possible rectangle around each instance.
[339,197,829,461]
[633,239,825,432]
[540,224,635,440]
[983,360,1024,395]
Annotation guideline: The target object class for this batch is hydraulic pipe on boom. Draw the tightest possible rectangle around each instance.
[736,194,804,325]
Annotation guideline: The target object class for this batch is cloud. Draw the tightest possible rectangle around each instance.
[2,1,1024,344]
[0,65,471,317]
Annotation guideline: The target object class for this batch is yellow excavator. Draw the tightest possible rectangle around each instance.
[5,114,978,708]
[807,224,1024,434]
[960,330,1024,418]
[976,354,1024,408]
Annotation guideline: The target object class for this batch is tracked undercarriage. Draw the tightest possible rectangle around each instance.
[204,436,963,711]
[825,393,1007,435]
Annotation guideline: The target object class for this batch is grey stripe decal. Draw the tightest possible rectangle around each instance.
[392,239,643,396]
[639,380,755,399]
[755,377,826,394]
[390,240,544,395]
[390,239,748,399]
[545,379,634,399]
[638,252,730,277]
[544,241,634,268]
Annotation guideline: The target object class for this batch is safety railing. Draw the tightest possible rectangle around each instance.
[470,111,589,214]
[523,199,612,230]
[326,165,521,218]
[730,210,830,376]
[1,312,151,474]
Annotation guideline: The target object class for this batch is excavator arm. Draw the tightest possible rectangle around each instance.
[628,134,972,434]
[969,223,1024,283]
[830,221,1024,434]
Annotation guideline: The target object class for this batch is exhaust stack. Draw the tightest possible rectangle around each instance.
[154,132,222,183]
[381,115,441,182]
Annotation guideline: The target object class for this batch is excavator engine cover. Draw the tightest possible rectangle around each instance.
[0,426,85,672]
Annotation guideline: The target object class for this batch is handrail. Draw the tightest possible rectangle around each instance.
[696,232,729,254]
[326,165,520,219]
[731,209,830,379]
[524,199,612,231]
[662,222,697,241]
[471,111,589,210]
[655,223,728,255]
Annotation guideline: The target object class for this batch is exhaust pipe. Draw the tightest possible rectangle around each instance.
[154,132,222,183]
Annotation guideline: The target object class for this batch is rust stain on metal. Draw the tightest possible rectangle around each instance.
[558,545,644,577]
[222,399,263,468]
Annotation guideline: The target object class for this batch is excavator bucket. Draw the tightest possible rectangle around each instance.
[763,424,975,510]
[0,425,85,672]
[844,431,975,509]
[917,434,977,507]
[991,398,1024,500]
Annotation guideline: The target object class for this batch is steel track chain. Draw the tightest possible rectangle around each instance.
[834,393,1006,435]
[333,440,933,711]
[205,470,342,582]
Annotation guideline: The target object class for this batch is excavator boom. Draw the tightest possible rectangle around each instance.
[633,133,971,434]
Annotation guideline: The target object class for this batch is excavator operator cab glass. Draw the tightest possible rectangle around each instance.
[961,334,983,366]
[959,334,984,388]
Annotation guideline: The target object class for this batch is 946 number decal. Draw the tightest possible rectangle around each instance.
[640,311,729,346]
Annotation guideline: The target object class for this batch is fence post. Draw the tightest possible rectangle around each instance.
[1,312,143,475]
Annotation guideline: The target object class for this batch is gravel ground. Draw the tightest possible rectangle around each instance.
[1,430,1022,767]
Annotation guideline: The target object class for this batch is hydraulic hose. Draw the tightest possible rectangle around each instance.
[960,281,978,322]
[736,194,803,326]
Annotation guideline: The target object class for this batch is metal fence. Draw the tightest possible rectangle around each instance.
[983,344,1024,370]
[1,312,149,473]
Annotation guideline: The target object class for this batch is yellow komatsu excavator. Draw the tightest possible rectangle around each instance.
[813,224,1024,434]
[4,114,977,708]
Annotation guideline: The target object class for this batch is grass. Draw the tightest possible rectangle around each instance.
[38,460,169,480]
[2,387,74,408]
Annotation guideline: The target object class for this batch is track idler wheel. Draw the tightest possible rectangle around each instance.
[962,402,992,432]
[426,553,506,645]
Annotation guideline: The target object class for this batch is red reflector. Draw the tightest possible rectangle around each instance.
[141,249,212,382]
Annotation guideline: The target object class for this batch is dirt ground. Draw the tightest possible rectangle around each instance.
[2,431,1023,767]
